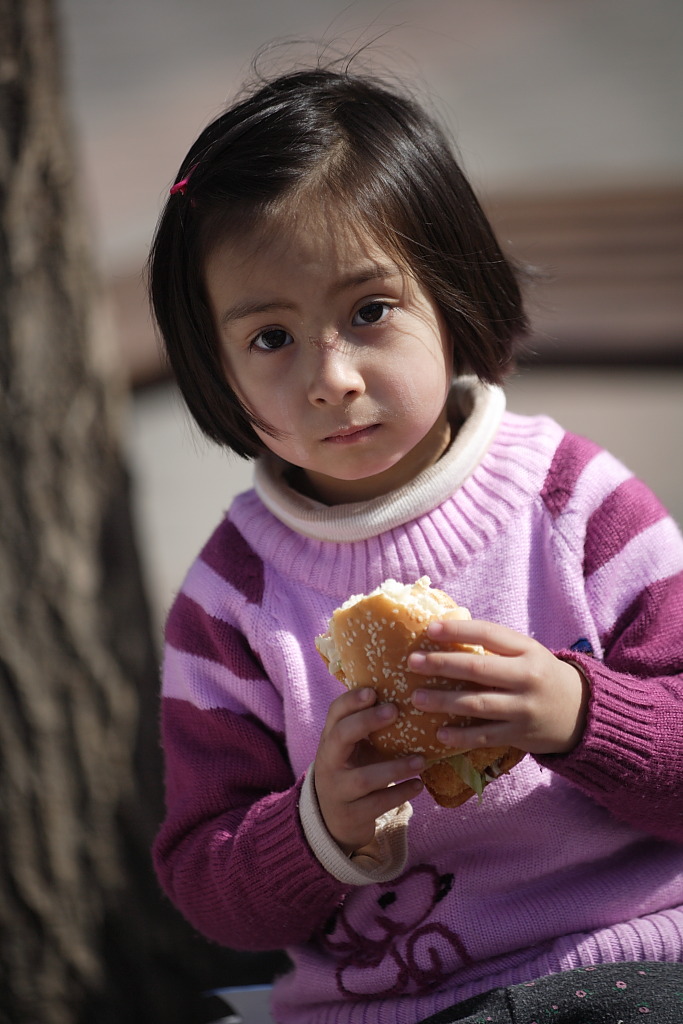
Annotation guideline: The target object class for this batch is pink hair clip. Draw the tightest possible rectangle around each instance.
[169,164,198,197]
[170,176,191,197]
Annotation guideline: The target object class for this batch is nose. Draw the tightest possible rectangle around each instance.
[306,338,365,406]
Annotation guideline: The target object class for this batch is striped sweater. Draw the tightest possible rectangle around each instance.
[154,381,683,1024]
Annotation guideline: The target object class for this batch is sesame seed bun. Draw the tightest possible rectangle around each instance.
[316,576,525,807]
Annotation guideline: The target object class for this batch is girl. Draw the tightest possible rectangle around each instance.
[148,64,683,1024]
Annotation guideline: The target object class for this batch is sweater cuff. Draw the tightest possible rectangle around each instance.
[298,766,412,886]
[538,650,656,793]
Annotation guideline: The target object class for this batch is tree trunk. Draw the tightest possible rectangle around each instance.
[0,2,276,1020]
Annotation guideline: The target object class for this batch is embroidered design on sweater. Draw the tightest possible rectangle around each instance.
[569,637,594,656]
[321,864,471,998]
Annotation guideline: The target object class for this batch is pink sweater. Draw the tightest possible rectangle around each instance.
[154,382,683,1024]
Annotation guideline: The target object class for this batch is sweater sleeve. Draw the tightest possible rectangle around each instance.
[152,556,350,951]
[538,459,683,842]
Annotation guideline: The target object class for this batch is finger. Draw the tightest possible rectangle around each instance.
[354,776,425,820]
[408,646,485,682]
[343,753,426,801]
[325,686,378,729]
[435,719,513,751]
[324,687,393,738]
[315,768,423,854]
[317,755,425,843]
[408,646,520,690]
[411,685,514,722]
[424,617,530,657]
[322,696,399,761]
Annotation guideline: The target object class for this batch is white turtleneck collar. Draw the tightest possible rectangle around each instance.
[253,378,506,543]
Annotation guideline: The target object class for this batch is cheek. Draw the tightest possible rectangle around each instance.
[250,388,312,464]
[254,428,312,469]
[253,383,291,424]
[382,344,451,412]
[222,355,286,423]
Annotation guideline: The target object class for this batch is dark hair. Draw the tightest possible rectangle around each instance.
[148,64,529,458]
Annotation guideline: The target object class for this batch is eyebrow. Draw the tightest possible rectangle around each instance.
[218,263,402,328]
[220,299,295,327]
[336,263,402,291]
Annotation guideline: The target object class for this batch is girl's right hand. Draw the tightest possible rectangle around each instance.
[314,688,424,856]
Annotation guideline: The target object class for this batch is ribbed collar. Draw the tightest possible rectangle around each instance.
[252,378,506,542]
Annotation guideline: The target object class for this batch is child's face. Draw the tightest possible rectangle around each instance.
[204,213,453,504]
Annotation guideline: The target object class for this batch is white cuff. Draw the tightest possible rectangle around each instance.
[298,765,412,886]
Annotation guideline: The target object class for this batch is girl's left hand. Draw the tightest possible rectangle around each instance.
[407,618,588,756]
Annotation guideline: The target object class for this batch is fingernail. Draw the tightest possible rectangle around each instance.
[358,687,375,701]
[377,702,396,720]
[408,755,425,770]
[408,652,427,669]
[411,689,428,707]
[426,621,445,638]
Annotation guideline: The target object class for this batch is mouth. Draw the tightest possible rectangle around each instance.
[323,423,380,444]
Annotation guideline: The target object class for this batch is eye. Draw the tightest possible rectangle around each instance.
[352,301,391,326]
[250,327,293,351]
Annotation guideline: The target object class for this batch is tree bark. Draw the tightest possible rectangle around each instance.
[0,2,278,1020]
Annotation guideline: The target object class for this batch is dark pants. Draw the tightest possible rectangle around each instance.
[418,962,683,1024]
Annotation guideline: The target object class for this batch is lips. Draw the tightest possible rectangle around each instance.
[324,423,380,443]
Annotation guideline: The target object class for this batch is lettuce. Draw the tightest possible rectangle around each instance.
[444,753,486,802]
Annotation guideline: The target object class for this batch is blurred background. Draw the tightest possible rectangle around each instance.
[59,0,683,633]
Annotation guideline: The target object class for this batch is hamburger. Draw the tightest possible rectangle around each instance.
[315,576,525,807]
